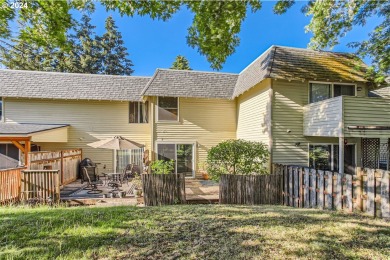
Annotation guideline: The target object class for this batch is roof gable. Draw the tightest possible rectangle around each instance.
[233,46,368,97]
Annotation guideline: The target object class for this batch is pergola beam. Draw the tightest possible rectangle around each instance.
[0,136,31,166]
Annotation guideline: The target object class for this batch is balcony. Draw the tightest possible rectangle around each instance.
[303,96,390,138]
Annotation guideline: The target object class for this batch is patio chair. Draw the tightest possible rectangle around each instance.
[82,167,103,194]
[107,168,128,192]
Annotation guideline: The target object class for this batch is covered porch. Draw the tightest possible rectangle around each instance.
[0,123,69,168]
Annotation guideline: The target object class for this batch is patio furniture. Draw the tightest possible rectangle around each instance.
[82,167,103,194]
[106,170,127,192]
[80,158,98,183]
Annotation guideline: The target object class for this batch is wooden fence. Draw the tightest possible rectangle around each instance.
[0,167,24,204]
[29,149,82,186]
[219,174,283,205]
[21,170,60,202]
[142,173,186,206]
[273,164,390,218]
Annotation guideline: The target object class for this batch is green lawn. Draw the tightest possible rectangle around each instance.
[0,205,389,259]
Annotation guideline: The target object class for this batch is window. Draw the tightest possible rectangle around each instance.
[157,143,194,177]
[309,145,333,171]
[158,97,178,121]
[310,83,331,103]
[0,97,3,121]
[334,84,355,97]
[309,144,356,174]
[309,83,356,103]
[129,101,148,123]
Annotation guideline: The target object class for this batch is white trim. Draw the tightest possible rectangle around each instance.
[156,96,180,122]
[155,141,196,178]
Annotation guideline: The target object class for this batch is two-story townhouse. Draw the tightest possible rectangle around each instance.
[1,45,389,176]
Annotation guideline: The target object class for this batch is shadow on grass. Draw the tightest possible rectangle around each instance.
[0,205,389,259]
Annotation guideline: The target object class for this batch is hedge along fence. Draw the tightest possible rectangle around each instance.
[274,164,390,218]
[142,173,186,206]
[219,174,283,205]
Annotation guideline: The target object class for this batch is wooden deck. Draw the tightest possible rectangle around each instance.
[60,178,219,206]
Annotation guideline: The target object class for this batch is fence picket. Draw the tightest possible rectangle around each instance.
[366,168,375,216]
[310,169,317,208]
[317,170,324,209]
[380,170,389,218]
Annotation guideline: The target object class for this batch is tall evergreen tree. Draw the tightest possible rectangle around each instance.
[170,55,192,70]
[100,16,134,75]
[68,14,102,74]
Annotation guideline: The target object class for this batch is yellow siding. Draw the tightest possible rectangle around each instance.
[31,127,69,142]
[5,98,151,172]
[236,79,271,145]
[344,96,390,138]
[153,97,236,178]
[272,80,309,166]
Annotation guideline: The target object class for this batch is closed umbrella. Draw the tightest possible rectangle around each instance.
[87,136,144,172]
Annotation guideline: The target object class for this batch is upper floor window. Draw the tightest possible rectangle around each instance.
[158,97,178,121]
[310,83,331,103]
[0,97,3,121]
[309,83,356,103]
[129,101,148,123]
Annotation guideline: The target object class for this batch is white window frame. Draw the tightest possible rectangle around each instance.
[155,141,196,178]
[308,81,357,104]
[129,101,148,124]
[156,96,180,122]
[308,142,357,172]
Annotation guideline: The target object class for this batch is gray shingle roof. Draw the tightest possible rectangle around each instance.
[234,46,368,97]
[369,87,390,98]
[0,123,69,135]
[142,69,239,99]
[0,69,151,101]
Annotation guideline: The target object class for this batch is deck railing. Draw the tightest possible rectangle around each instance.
[21,170,60,202]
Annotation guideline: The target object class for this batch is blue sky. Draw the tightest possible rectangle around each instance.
[82,1,379,76]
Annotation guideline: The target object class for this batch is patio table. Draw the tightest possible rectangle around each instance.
[105,173,124,193]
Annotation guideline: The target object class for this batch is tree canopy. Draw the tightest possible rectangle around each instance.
[0,0,388,82]
[0,14,134,75]
[170,55,192,70]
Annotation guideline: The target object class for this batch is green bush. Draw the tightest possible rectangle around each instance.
[150,160,175,174]
[206,139,269,181]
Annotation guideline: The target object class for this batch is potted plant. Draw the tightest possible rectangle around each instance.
[198,162,209,180]
[132,175,143,197]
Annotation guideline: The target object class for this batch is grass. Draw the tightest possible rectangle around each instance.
[0,205,389,259]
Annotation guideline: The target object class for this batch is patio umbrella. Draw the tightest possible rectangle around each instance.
[87,136,144,172]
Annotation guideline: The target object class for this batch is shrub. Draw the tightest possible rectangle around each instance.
[150,160,175,174]
[206,139,269,181]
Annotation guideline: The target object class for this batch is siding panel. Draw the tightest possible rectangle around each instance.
[154,98,236,178]
[5,98,151,172]
[236,79,271,145]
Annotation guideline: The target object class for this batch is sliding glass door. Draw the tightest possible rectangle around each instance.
[157,143,195,177]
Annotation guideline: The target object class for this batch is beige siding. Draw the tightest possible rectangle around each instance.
[31,127,69,142]
[344,96,390,138]
[272,79,309,166]
[303,97,342,137]
[236,79,271,145]
[5,98,151,172]
[153,97,236,178]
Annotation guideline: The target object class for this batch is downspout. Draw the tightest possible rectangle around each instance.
[269,79,274,172]
[339,96,345,174]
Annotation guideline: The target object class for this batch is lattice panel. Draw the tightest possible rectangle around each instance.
[379,139,390,170]
[362,138,380,169]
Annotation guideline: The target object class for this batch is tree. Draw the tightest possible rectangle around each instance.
[100,16,134,75]
[206,139,269,181]
[1,1,388,81]
[170,55,192,70]
[68,14,102,74]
